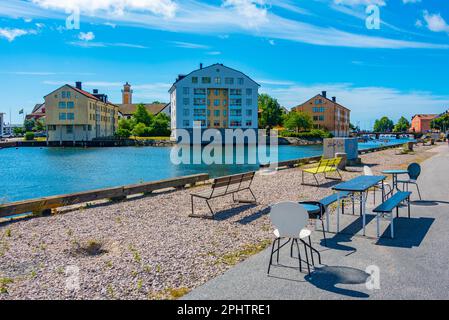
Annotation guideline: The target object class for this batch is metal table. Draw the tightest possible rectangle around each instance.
[332,175,386,236]
[382,169,409,192]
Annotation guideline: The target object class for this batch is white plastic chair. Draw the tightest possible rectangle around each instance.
[363,166,391,204]
[268,201,321,275]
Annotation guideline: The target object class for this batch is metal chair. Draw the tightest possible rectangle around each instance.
[267,202,321,276]
[398,163,422,200]
[364,166,391,203]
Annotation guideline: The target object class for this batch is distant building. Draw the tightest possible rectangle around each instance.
[0,113,4,138]
[26,103,46,122]
[2,123,22,137]
[116,82,170,119]
[169,63,260,140]
[410,114,438,133]
[45,82,119,143]
[292,91,351,137]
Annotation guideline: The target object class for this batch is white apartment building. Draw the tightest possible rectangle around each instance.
[169,63,260,140]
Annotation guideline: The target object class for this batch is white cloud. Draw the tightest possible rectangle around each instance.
[261,82,449,129]
[222,0,268,27]
[170,41,210,49]
[403,0,421,4]
[31,0,178,18]
[0,28,35,41]
[206,51,222,55]
[78,31,95,41]
[423,11,449,33]
[333,0,386,6]
[268,39,275,45]
[68,41,148,48]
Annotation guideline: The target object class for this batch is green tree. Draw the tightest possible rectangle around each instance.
[24,119,35,132]
[284,111,313,133]
[115,128,132,138]
[131,123,147,137]
[349,122,360,132]
[373,116,394,132]
[118,118,135,131]
[393,116,410,132]
[34,119,45,131]
[132,104,153,127]
[13,127,24,136]
[258,94,283,129]
[431,114,449,132]
[150,113,171,136]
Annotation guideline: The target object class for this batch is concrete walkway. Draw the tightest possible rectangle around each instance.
[185,145,449,300]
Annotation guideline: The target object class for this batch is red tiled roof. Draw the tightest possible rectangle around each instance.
[412,114,437,120]
[67,85,100,100]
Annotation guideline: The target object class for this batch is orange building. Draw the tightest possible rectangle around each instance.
[409,114,437,133]
[292,91,351,137]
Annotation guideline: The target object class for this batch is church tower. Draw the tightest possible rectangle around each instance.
[122,82,133,104]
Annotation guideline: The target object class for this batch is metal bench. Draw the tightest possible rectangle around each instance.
[373,191,412,238]
[301,157,343,186]
[190,171,257,219]
[317,191,354,235]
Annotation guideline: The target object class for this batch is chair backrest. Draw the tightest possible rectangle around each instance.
[269,201,309,238]
[314,159,330,173]
[408,163,421,180]
[363,166,374,176]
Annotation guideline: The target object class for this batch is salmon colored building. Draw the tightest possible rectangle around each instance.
[409,114,437,133]
[292,91,351,137]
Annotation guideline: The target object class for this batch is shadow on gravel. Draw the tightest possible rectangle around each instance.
[214,204,258,221]
[376,217,434,248]
[305,266,370,298]
[237,207,270,224]
[301,180,343,189]
[411,200,449,206]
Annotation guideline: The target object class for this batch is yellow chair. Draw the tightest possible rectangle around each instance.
[301,157,343,186]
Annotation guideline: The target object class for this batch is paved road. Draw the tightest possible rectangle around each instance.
[185,145,449,299]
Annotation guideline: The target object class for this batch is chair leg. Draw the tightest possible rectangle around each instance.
[302,240,311,275]
[308,236,315,266]
[408,197,411,218]
[267,239,277,274]
[206,200,215,219]
[321,218,327,246]
[249,188,257,203]
[294,239,302,273]
[415,183,422,200]
[191,195,194,216]
[276,238,280,263]
[313,174,320,186]
[373,187,376,205]
[301,171,305,185]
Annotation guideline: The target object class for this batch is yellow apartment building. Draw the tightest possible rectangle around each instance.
[292,91,351,137]
[45,82,119,143]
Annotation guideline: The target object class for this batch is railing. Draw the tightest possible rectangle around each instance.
[0,173,209,218]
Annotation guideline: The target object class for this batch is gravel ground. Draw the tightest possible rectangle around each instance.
[0,144,439,300]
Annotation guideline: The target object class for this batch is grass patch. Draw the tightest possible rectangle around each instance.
[148,287,191,300]
[131,136,170,141]
[72,239,107,256]
[0,277,14,294]
[217,240,272,266]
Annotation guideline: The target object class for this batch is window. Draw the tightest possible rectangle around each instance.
[67,113,75,120]
[225,77,234,84]
[207,110,211,116]
[66,91,71,99]
[246,120,252,127]
[201,77,211,84]
[67,101,74,109]
[230,109,242,116]
[48,125,56,131]
[59,113,66,120]
[193,109,206,116]
[58,102,66,109]
[88,125,92,131]
[214,99,220,106]
[237,78,244,85]
[214,89,219,96]
[192,77,198,84]
[194,88,206,95]
[214,77,221,84]
[223,99,227,106]
[213,120,220,127]
[246,99,252,106]
[66,126,73,134]
[313,116,319,121]
[183,109,189,116]
[230,120,242,126]
[183,87,189,95]
[230,89,242,96]
[319,115,324,121]
[207,99,211,106]
[230,99,242,106]
[61,91,66,99]
[315,99,323,105]
[223,120,227,127]
[183,120,190,127]
[246,88,252,95]
[194,98,206,106]
[223,110,227,116]
[246,109,252,116]
[214,110,220,117]
[183,98,189,105]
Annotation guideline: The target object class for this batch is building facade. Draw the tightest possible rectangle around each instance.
[45,82,119,143]
[116,82,170,119]
[292,91,351,137]
[169,63,260,140]
[409,114,437,133]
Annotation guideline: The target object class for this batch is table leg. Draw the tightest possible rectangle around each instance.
[362,192,367,236]
[326,207,330,232]
[337,192,340,233]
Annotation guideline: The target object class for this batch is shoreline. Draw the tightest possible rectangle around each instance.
[0,143,440,300]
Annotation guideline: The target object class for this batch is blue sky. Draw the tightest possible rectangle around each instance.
[0,0,448,129]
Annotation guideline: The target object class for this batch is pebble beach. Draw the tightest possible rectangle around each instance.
[0,144,439,300]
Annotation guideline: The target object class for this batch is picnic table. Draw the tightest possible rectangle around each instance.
[332,175,386,236]
[381,169,409,192]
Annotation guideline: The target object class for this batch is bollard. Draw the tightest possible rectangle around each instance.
[335,152,347,170]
